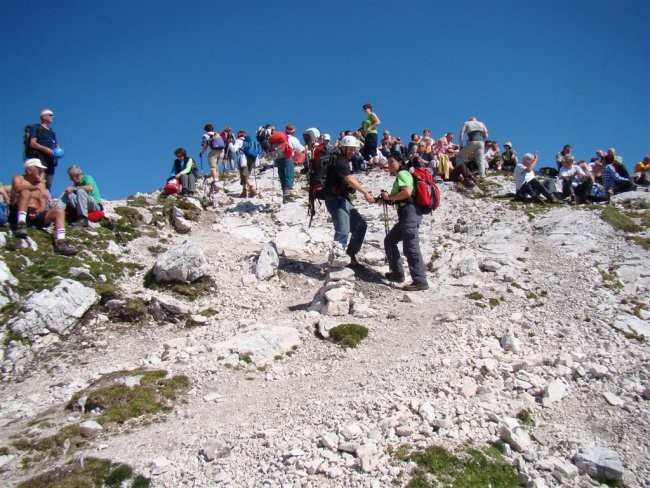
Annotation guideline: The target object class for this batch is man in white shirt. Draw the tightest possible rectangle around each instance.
[456,117,488,178]
[514,152,561,204]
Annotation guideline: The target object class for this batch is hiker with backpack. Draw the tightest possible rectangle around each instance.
[323,135,375,268]
[169,148,198,196]
[268,131,296,203]
[200,124,226,183]
[58,164,103,227]
[228,130,258,198]
[26,108,61,191]
[378,152,429,291]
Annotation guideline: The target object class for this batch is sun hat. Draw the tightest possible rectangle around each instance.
[322,133,331,140]
[504,141,512,147]
[24,158,47,169]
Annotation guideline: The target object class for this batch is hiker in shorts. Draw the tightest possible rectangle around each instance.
[58,164,103,227]
[28,108,60,190]
[379,152,429,291]
[200,124,225,183]
[231,131,258,198]
[323,135,375,268]
[10,159,77,255]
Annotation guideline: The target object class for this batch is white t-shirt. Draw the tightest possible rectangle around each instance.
[514,163,535,191]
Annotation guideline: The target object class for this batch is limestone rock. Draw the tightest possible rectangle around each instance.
[255,241,279,281]
[574,446,625,482]
[8,279,99,340]
[171,206,192,233]
[153,240,209,283]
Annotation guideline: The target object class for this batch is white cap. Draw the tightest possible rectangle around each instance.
[24,158,47,169]
[323,133,331,140]
[40,108,54,116]
[504,141,512,147]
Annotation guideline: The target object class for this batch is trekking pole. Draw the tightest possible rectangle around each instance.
[200,154,203,172]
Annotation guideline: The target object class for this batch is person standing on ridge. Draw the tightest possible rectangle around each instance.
[379,151,429,291]
[324,135,375,268]
[456,116,488,179]
[28,108,60,191]
[360,103,381,162]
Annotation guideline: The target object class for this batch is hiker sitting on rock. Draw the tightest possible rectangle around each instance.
[10,158,77,255]
[169,148,198,196]
[514,152,562,204]
[58,164,103,227]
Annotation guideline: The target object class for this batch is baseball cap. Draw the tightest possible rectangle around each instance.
[504,141,512,147]
[323,133,331,140]
[24,158,47,170]
[40,108,54,117]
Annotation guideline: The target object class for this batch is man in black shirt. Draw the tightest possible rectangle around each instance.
[324,136,375,268]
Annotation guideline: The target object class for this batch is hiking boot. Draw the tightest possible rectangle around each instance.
[71,217,89,228]
[534,195,546,205]
[249,188,257,197]
[548,194,563,204]
[403,282,429,292]
[54,238,77,256]
[384,271,405,283]
[240,190,248,198]
[346,254,364,269]
[14,221,27,239]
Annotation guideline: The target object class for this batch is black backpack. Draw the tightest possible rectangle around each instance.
[23,124,38,158]
[310,147,341,200]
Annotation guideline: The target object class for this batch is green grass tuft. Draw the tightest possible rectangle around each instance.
[406,445,518,487]
[600,207,643,233]
[17,457,149,488]
[329,323,368,349]
[467,291,484,300]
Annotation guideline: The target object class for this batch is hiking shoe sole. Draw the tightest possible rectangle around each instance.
[403,282,429,291]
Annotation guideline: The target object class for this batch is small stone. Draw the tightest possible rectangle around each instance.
[79,420,103,431]
[542,379,567,406]
[574,446,625,482]
[150,457,172,475]
[603,391,625,407]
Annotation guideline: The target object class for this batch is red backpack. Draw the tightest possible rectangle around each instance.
[268,131,293,160]
[411,168,441,214]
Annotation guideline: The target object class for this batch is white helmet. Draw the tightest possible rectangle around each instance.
[340,135,359,148]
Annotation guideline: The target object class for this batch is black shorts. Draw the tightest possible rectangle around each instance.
[27,207,48,228]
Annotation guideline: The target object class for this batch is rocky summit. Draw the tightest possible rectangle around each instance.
[0,166,649,487]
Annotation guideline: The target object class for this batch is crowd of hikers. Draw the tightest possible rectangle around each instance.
[1,106,648,281]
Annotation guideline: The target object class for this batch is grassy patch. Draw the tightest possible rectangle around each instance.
[517,409,534,426]
[628,235,650,250]
[488,298,499,308]
[1,228,140,298]
[17,457,149,488]
[406,444,518,487]
[106,297,148,323]
[467,291,484,300]
[147,245,167,256]
[600,207,643,233]
[328,323,368,349]
[67,368,189,425]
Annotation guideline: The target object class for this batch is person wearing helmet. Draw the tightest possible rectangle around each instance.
[324,135,375,268]
[28,108,61,190]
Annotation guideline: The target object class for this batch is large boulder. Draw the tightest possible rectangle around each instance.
[152,240,209,283]
[8,278,99,341]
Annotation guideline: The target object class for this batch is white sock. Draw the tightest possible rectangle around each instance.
[56,228,65,241]
[17,211,27,224]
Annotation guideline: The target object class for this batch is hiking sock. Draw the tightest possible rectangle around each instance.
[17,211,27,224]
[55,228,66,241]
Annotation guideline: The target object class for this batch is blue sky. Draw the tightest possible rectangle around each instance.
[1,0,648,200]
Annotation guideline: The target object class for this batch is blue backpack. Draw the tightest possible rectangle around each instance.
[0,202,8,227]
[242,135,262,158]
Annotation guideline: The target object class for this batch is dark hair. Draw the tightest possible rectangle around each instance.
[204,124,214,132]
[388,151,404,162]
[174,147,187,158]
[362,103,372,110]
